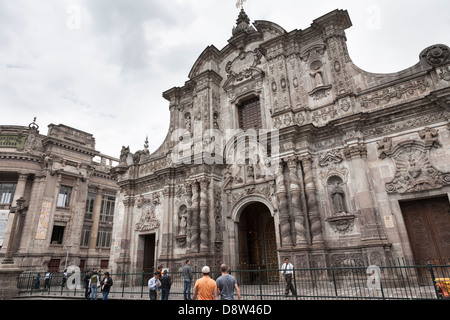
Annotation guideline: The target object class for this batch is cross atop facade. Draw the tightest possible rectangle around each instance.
[236,0,247,10]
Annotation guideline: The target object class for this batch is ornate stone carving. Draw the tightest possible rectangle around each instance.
[420,44,450,67]
[318,150,344,167]
[326,214,355,234]
[175,235,187,249]
[135,196,160,232]
[360,77,429,110]
[381,139,450,193]
[286,156,307,245]
[301,156,324,244]
[275,162,293,247]
[224,47,263,88]
[418,126,442,147]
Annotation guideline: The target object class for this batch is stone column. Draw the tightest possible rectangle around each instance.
[89,187,103,250]
[116,195,133,272]
[199,178,210,253]
[12,174,29,205]
[275,162,293,247]
[3,198,27,264]
[2,174,29,264]
[189,181,200,253]
[286,156,307,246]
[301,156,324,245]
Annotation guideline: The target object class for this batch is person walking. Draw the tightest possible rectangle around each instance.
[216,264,241,300]
[83,270,91,299]
[44,270,52,289]
[156,266,163,300]
[193,266,218,300]
[148,271,161,300]
[33,273,41,290]
[89,270,99,300]
[101,272,113,300]
[61,269,68,288]
[182,260,193,300]
[281,257,297,296]
[160,270,172,300]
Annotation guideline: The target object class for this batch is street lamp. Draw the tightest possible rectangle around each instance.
[64,245,72,270]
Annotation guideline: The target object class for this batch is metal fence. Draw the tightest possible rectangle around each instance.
[16,263,450,300]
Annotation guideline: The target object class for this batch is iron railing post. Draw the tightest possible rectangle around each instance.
[122,272,125,297]
[331,267,338,297]
[141,272,144,298]
[259,267,263,300]
[428,263,440,299]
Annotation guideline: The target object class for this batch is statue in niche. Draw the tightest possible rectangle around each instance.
[185,113,192,132]
[330,180,347,214]
[178,207,187,235]
[310,60,324,88]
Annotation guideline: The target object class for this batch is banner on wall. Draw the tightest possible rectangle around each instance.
[35,201,51,240]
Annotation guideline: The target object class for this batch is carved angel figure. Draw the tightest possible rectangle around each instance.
[418,127,441,147]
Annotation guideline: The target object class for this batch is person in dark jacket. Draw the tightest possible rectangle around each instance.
[101,272,113,300]
[160,270,172,300]
[182,260,193,300]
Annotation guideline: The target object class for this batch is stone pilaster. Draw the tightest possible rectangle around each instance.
[89,187,103,250]
[343,143,383,241]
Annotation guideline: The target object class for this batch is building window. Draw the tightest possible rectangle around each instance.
[100,260,109,269]
[0,183,16,204]
[100,195,115,222]
[96,229,112,248]
[50,225,65,244]
[238,97,262,131]
[80,227,91,247]
[57,186,72,207]
[85,192,96,219]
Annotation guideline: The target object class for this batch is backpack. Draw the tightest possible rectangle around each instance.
[91,274,98,284]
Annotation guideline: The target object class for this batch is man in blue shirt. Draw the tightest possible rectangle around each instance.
[148,271,161,300]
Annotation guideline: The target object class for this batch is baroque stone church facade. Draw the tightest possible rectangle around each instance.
[111,9,450,273]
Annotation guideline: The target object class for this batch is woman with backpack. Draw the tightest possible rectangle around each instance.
[89,271,99,300]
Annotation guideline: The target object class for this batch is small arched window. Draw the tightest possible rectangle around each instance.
[237,97,262,131]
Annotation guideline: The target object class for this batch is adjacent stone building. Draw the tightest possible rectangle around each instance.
[0,120,119,273]
[110,8,450,276]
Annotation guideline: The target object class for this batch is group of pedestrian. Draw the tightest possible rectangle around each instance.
[180,257,297,300]
[181,260,242,301]
[147,265,173,300]
[83,269,113,300]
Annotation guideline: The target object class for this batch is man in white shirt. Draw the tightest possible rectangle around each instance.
[281,257,297,296]
[148,272,161,300]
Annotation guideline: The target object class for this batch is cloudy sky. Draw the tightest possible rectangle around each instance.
[1,0,449,158]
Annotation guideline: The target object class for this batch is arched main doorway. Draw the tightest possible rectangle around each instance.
[237,202,278,283]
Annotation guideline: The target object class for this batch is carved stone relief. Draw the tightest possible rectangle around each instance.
[420,44,450,67]
[379,132,450,193]
[135,193,161,232]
